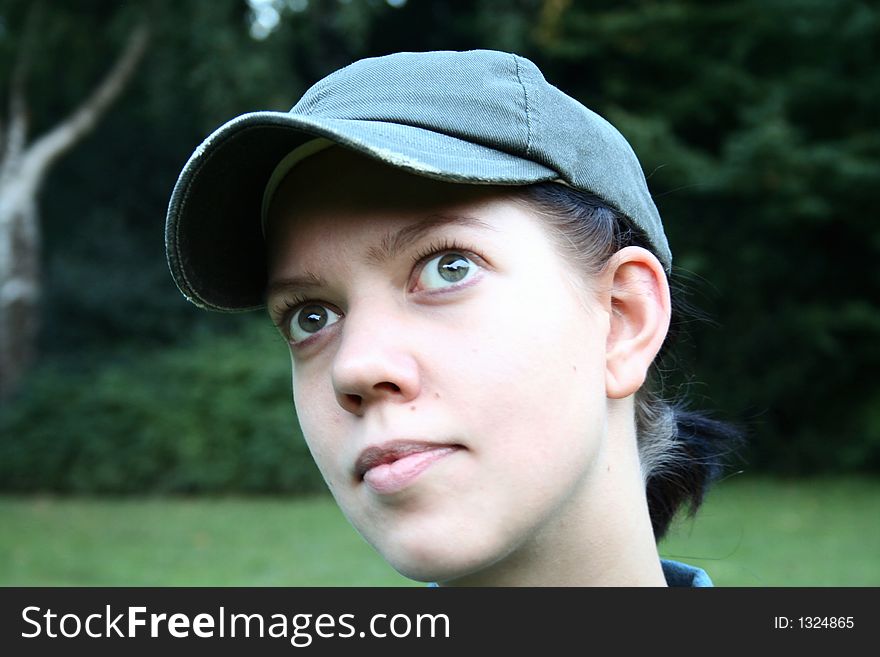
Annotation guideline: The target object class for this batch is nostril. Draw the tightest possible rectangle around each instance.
[338,381,406,413]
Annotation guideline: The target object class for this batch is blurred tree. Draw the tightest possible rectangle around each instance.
[0,3,148,398]
[35,1,313,359]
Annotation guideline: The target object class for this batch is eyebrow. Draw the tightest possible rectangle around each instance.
[266,213,495,299]
[365,213,495,265]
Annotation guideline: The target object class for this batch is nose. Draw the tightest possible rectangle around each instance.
[331,302,421,415]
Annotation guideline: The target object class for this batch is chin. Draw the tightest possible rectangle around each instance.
[372,526,509,584]
[387,552,491,584]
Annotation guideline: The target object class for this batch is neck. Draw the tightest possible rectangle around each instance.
[442,401,666,587]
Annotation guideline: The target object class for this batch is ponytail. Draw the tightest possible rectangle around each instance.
[642,403,743,539]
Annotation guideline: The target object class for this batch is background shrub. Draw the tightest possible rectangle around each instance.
[0,321,323,494]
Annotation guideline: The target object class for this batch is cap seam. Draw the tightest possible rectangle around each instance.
[513,55,533,157]
[298,79,330,117]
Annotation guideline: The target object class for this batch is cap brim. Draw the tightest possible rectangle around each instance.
[165,111,559,311]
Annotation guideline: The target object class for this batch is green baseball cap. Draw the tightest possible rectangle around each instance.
[166,49,671,311]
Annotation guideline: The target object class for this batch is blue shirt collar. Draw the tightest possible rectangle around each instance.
[427,560,713,587]
[661,559,713,587]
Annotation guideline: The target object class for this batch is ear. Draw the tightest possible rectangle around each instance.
[603,246,672,399]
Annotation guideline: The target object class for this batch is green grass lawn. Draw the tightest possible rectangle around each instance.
[659,475,880,586]
[1,476,877,586]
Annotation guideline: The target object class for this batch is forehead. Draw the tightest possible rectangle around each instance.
[262,147,596,308]
[264,148,541,268]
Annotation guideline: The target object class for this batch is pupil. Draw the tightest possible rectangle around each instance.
[439,253,469,282]
[298,304,328,332]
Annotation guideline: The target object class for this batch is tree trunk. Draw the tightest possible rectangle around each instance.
[0,21,149,400]
[0,192,40,400]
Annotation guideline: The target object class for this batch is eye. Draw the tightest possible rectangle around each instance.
[288,303,341,342]
[417,252,477,290]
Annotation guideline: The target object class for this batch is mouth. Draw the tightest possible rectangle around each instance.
[355,440,462,495]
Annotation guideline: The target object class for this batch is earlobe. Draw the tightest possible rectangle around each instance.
[604,247,671,399]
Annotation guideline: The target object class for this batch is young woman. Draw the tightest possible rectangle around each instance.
[166,50,736,586]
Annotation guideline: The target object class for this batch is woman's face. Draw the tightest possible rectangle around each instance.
[265,149,615,584]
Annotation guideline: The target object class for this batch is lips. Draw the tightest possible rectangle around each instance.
[355,440,460,494]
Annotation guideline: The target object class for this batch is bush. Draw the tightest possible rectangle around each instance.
[0,321,324,494]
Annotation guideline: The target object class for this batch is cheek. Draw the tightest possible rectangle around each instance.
[291,367,343,471]
[413,279,608,555]
[431,273,609,489]
[444,275,606,417]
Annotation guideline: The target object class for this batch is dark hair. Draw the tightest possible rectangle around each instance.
[514,182,741,540]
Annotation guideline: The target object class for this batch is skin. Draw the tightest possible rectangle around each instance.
[265,147,672,586]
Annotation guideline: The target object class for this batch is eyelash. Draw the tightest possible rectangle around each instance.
[272,238,483,340]
[271,295,309,336]
[410,238,478,268]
